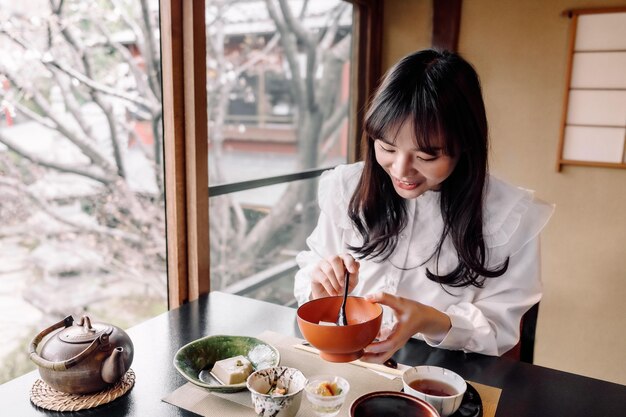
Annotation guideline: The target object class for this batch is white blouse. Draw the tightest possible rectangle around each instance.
[294,162,554,356]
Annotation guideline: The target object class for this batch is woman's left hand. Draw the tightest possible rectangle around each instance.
[360,292,452,364]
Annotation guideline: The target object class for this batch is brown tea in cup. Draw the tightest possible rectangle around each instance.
[408,379,458,397]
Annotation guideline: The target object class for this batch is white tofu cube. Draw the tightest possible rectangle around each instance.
[210,355,253,385]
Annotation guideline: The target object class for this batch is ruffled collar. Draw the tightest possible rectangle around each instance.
[482,176,533,248]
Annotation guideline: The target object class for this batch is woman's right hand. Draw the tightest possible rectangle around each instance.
[310,254,359,299]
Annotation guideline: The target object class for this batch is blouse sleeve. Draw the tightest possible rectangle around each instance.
[423,236,543,355]
[422,178,554,356]
[293,163,362,305]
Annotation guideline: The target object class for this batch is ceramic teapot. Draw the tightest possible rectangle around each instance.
[29,315,134,394]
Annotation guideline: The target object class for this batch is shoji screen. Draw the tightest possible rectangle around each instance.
[557,8,626,171]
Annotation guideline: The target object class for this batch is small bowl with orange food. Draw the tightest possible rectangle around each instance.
[304,375,350,417]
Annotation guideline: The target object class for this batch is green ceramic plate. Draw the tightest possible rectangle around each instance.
[173,335,280,393]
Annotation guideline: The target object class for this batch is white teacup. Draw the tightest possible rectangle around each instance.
[402,366,467,417]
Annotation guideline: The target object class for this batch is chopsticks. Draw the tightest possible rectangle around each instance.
[293,343,404,377]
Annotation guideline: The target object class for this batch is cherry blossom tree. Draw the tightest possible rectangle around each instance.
[0,0,166,315]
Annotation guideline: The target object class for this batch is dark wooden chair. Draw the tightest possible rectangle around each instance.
[502,302,540,363]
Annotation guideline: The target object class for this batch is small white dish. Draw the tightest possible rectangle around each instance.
[304,375,350,416]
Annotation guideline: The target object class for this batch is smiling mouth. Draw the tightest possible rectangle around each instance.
[392,176,419,190]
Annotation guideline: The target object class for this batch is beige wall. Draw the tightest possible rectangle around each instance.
[382,0,626,385]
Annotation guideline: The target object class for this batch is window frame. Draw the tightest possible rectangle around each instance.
[160,0,210,308]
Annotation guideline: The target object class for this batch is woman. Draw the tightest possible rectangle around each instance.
[294,49,554,362]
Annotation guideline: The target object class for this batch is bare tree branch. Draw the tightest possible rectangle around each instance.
[2,18,152,112]
[109,0,144,54]
[93,94,127,178]
[138,0,161,101]
[234,34,281,77]
[316,33,351,117]
[108,0,161,102]
[0,66,118,174]
[3,20,127,179]
[276,0,318,109]
[11,102,57,130]
[0,132,113,184]
[93,20,158,105]
[49,9,130,179]
[0,177,142,244]
[320,100,348,150]
[277,0,312,47]
[45,59,155,112]
[264,0,305,110]
[51,71,95,139]
[151,110,164,195]
[49,0,64,14]
[318,3,349,50]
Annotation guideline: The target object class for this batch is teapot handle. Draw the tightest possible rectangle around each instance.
[28,316,108,371]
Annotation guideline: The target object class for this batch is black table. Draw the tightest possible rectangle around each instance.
[1,292,624,416]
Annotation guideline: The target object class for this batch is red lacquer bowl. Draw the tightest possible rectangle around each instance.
[296,296,382,362]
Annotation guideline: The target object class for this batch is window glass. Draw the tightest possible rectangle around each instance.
[210,177,320,307]
[206,0,353,304]
[0,0,166,383]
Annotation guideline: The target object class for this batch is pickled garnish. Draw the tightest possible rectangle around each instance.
[316,381,342,396]
[267,386,287,395]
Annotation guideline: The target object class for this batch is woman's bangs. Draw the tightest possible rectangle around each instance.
[412,100,457,156]
[364,99,408,143]
[412,112,442,154]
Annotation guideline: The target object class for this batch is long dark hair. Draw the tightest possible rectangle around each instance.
[348,49,508,288]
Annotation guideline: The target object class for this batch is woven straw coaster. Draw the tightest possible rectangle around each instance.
[30,369,135,412]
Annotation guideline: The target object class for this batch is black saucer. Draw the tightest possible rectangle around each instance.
[401,381,482,417]
[450,382,482,417]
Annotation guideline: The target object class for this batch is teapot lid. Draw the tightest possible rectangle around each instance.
[58,316,113,344]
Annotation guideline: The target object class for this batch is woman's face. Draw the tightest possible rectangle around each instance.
[374,120,459,200]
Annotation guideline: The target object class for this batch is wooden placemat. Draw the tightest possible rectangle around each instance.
[163,332,501,417]
[30,369,135,412]
[466,380,500,417]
